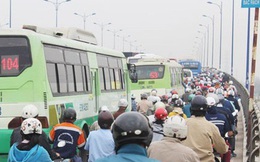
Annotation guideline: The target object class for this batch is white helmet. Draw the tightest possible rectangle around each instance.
[171,94,179,99]
[206,97,216,106]
[227,89,235,96]
[163,115,187,139]
[154,101,166,109]
[118,99,128,107]
[151,90,157,96]
[22,104,39,119]
[21,118,42,135]
[131,94,136,99]
[229,80,233,85]
[100,105,109,112]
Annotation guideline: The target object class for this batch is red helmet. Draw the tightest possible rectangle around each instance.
[171,90,178,95]
[154,108,168,120]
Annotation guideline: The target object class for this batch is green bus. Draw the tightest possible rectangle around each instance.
[130,57,184,102]
[0,25,136,159]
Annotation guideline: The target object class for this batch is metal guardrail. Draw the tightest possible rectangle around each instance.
[226,73,260,162]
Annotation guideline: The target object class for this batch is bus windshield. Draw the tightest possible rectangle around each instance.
[181,62,199,69]
[0,37,32,76]
[136,65,164,79]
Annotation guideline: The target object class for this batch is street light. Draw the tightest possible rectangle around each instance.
[107,29,122,49]
[231,0,235,75]
[74,12,96,30]
[198,30,207,67]
[203,14,215,68]
[9,0,12,28]
[199,24,210,67]
[195,36,205,66]
[94,22,111,46]
[122,35,130,51]
[44,0,71,27]
[207,1,223,70]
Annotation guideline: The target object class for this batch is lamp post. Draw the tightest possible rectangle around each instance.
[197,32,206,67]
[231,0,234,75]
[122,35,130,51]
[195,36,205,66]
[74,12,96,30]
[203,14,215,68]
[9,0,12,28]
[44,0,71,27]
[199,24,210,67]
[93,22,111,46]
[207,1,223,70]
[107,29,122,49]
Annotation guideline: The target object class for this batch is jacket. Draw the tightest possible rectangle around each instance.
[95,144,159,162]
[148,137,200,162]
[49,122,85,159]
[182,116,228,162]
[10,126,56,160]
[8,144,52,162]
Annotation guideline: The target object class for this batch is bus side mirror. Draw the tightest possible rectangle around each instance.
[127,63,138,83]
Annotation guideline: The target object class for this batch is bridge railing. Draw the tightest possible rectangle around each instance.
[226,73,259,162]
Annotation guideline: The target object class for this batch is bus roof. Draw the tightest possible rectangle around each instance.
[0,25,125,58]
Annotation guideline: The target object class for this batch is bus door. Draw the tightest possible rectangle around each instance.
[91,69,99,114]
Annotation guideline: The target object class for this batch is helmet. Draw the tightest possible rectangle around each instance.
[185,88,191,93]
[207,93,219,104]
[112,112,153,150]
[171,90,178,95]
[118,99,128,107]
[206,96,216,106]
[99,105,109,113]
[154,108,168,120]
[229,80,233,85]
[191,95,208,112]
[131,94,136,99]
[21,118,42,135]
[98,110,114,129]
[22,104,39,119]
[163,115,187,139]
[208,87,216,93]
[174,99,183,107]
[154,101,166,109]
[141,93,148,99]
[151,90,157,96]
[227,89,235,96]
[215,88,224,95]
[63,108,77,121]
[171,94,179,99]
[160,95,168,102]
[188,94,195,101]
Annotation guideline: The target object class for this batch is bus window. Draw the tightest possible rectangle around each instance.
[46,63,58,93]
[0,37,32,76]
[57,64,67,93]
[66,65,75,92]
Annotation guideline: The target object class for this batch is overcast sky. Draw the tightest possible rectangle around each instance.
[0,0,259,86]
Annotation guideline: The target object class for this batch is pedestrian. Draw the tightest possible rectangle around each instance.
[49,108,85,162]
[8,118,52,162]
[84,110,115,162]
[95,112,159,162]
[10,104,57,160]
[113,98,128,119]
[182,95,228,162]
[148,115,200,162]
